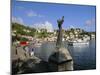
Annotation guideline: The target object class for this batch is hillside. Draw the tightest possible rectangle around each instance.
[12,23,36,36]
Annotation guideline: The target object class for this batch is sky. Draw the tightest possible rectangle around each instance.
[12,0,96,32]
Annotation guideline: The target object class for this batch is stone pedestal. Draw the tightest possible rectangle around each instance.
[48,47,73,71]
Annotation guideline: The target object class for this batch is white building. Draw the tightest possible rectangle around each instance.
[23,29,31,33]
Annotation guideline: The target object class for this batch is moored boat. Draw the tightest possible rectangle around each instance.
[68,39,89,46]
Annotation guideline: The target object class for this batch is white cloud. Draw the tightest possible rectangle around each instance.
[27,10,37,17]
[69,25,75,28]
[33,21,54,32]
[27,10,44,18]
[85,18,95,26]
[12,17,24,25]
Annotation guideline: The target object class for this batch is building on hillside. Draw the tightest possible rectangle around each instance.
[23,29,31,33]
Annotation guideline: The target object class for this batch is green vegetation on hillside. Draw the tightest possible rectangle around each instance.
[12,23,36,37]
[12,23,49,41]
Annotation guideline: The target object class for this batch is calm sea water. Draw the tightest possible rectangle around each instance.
[65,39,96,70]
[34,39,96,70]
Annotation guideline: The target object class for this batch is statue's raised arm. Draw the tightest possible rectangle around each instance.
[57,16,64,29]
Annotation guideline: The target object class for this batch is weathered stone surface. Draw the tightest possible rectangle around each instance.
[12,45,41,61]
[58,47,72,61]
[12,45,41,74]
[48,47,73,71]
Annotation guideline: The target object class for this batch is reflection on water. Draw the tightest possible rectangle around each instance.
[34,40,96,70]
[34,42,56,61]
[66,40,96,70]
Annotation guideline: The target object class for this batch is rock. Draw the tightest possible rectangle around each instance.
[48,47,73,71]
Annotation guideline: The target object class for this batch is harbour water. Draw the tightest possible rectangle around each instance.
[65,39,96,70]
[33,39,96,70]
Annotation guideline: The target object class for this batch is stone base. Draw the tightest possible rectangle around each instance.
[48,47,73,71]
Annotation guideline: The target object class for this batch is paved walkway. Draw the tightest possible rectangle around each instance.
[11,45,41,61]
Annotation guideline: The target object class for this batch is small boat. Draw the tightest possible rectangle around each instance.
[68,39,89,46]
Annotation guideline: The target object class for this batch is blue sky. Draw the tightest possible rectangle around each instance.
[12,0,96,32]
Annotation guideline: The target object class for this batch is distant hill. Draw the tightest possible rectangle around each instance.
[12,23,36,37]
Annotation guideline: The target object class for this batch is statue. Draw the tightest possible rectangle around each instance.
[56,16,64,48]
[48,16,73,71]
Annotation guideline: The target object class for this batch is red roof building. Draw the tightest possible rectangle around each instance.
[20,41,29,46]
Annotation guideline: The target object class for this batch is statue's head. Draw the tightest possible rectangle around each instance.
[62,16,64,20]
